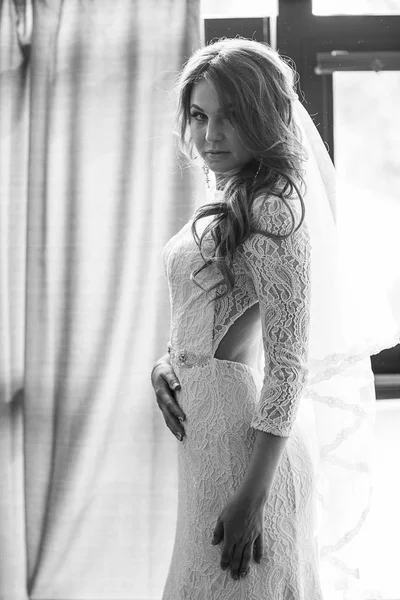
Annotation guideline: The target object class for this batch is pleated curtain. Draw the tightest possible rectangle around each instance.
[0,1,201,598]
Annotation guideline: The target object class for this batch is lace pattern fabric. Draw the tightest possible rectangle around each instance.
[162,197,324,599]
[161,194,384,599]
[235,196,311,436]
[163,358,323,600]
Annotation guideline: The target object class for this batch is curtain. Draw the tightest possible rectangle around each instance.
[0,1,201,598]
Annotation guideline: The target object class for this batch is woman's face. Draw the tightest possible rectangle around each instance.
[189,79,254,176]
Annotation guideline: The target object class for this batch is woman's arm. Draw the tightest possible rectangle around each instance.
[236,429,288,506]
[212,431,289,580]
[212,198,311,579]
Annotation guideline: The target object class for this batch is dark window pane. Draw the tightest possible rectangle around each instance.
[201,0,277,17]
[313,0,400,15]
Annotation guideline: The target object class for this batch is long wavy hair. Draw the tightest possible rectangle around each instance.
[174,38,307,300]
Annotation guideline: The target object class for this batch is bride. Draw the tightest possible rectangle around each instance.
[151,38,398,599]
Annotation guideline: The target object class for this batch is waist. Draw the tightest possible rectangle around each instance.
[167,344,261,378]
[167,343,211,369]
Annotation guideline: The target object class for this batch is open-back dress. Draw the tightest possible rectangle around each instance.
[161,195,324,599]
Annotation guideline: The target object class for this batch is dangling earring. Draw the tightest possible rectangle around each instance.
[253,159,262,184]
[202,163,210,189]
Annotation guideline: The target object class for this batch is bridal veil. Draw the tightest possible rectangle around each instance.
[291,98,399,599]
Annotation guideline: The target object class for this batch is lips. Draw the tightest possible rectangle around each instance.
[206,151,229,154]
[206,151,230,163]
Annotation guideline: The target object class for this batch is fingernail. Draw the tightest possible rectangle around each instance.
[176,433,182,441]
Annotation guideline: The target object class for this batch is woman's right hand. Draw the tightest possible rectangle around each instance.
[151,354,186,441]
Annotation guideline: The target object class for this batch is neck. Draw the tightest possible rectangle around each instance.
[215,173,224,190]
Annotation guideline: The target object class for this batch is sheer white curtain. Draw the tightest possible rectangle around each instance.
[0,1,201,598]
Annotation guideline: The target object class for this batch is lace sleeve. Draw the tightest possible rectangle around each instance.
[237,196,311,437]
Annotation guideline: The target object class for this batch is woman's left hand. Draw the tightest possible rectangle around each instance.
[211,490,264,580]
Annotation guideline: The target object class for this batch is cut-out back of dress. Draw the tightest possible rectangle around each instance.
[213,303,261,372]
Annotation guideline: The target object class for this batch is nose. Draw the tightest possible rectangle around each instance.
[205,117,224,143]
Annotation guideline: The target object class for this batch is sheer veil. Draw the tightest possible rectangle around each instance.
[291,98,400,599]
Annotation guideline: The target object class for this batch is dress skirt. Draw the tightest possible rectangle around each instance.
[162,357,324,600]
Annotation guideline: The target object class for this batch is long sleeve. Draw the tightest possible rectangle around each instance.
[237,196,311,437]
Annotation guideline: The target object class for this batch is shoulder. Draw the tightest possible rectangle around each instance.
[248,193,306,239]
[235,193,310,272]
[249,194,302,237]
[235,196,311,291]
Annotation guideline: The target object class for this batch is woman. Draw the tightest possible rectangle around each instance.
[151,38,398,599]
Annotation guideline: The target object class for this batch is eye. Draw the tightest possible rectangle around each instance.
[190,111,207,123]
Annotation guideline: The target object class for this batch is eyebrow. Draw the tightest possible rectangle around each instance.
[190,102,234,113]
[190,104,206,112]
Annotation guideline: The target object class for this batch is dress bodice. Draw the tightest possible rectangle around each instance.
[162,215,258,359]
[162,195,311,437]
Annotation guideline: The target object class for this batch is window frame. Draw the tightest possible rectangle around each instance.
[277,0,400,159]
[204,17,270,45]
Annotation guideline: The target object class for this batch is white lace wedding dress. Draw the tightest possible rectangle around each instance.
[161,196,324,599]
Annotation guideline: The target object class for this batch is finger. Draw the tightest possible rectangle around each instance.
[156,384,186,423]
[168,377,181,392]
[253,534,263,564]
[151,360,177,389]
[158,403,185,440]
[212,521,224,545]
[159,367,182,394]
[220,542,234,572]
[238,542,252,578]
[230,543,246,580]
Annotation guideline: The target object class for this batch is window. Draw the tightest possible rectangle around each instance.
[333,70,400,386]
[313,0,400,15]
[277,0,400,395]
[334,71,400,284]
[201,0,277,18]
[202,1,400,395]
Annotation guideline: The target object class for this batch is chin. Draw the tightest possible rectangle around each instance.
[213,166,242,177]
[208,162,239,175]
